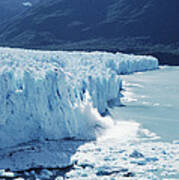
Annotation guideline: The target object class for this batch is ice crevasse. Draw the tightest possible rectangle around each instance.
[0,48,158,147]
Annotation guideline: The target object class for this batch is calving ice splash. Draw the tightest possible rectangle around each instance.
[0,47,158,148]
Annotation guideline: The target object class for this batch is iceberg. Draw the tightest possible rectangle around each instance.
[0,48,158,148]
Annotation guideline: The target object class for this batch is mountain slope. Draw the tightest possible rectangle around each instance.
[0,0,179,64]
[0,0,40,24]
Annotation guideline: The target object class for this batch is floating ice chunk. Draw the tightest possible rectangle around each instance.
[38,169,53,179]
[0,170,15,178]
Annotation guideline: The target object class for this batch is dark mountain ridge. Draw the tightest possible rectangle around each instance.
[0,0,179,65]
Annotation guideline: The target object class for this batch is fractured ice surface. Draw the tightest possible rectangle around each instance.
[0,47,158,148]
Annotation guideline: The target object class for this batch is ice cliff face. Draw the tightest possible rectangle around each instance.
[0,48,158,147]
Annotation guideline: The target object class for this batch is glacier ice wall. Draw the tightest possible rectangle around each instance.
[0,48,158,148]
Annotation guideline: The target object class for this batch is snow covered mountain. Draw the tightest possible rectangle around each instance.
[0,0,178,64]
[0,48,158,148]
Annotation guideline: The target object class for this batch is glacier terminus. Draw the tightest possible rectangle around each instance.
[0,47,158,148]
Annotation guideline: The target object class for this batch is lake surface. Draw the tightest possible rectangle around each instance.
[113,66,179,141]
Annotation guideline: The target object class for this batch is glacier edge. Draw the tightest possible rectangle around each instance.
[0,47,158,148]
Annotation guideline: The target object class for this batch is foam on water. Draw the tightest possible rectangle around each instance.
[98,120,140,142]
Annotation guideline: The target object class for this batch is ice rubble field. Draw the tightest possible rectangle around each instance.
[0,47,158,148]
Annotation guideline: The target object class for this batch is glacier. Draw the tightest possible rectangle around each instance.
[0,47,158,148]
